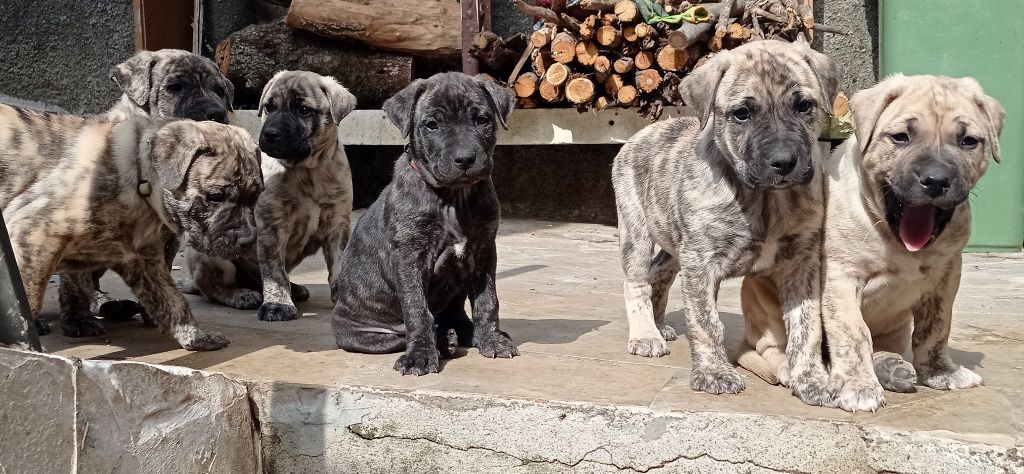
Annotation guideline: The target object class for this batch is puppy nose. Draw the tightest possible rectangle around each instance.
[769,153,798,176]
[205,107,228,124]
[454,153,476,170]
[915,164,953,198]
[262,128,282,144]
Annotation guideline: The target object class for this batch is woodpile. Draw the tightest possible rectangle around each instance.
[473,0,842,120]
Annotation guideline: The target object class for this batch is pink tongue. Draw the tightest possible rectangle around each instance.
[898,205,936,252]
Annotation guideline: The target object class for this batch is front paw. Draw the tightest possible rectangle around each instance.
[393,345,440,376]
[62,316,107,337]
[627,335,669,357]
[691,364,746,394]
[230,290,263,310]
[919,365,983,390]
[34,319,51,336]
[658,324,678,341]
[258,302,299,322]
[873,352,917,393]
[788,368,835,407]
[829,373,885,412]
[174,325,230,351]
[98,299,144,321]
[476,330,519,358]
[291,283,311,303]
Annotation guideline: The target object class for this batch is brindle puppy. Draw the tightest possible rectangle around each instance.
[0,104,262,350]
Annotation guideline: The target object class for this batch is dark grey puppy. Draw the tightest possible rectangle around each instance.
[58,49,237,337]
[332,73,518,376]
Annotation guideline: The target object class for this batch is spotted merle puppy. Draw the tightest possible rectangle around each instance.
[332,73,518,375]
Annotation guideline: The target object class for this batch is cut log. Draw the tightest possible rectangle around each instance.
[634,22,656,38]
[579,15,598,40]
[470,32,529,74]
[616,84,638,106]
[286,0,460,58]
[532,49,554,76]
[550,32,577,64]
[614,0,639,22]
[545,62,571,86]
[580,0,619,11]
[604,74,625,95]
[638,31,659,50]
[600,12,618,26]
[566,76,596,104]
[833,92,850,117]
[215,21,413,109]
[622,25,638,42]
[613,57,635,74]
[656,45,688,71]
[596,25,623,48]
[594,95,616,111]
[593,55,612,75]
[517,96,540,109]
[575,41,600,66]
[634,50,655,69]
[531,27,553,48]
[635,68,661,92]
[515,0,565,27]
[513,72,539,98]
[539,78,564,102]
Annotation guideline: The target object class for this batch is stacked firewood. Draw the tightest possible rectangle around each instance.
[473,0,841,120]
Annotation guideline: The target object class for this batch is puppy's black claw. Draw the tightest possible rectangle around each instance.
[475,331,519,359]
[258,303,299,322]
[98,299,144,321]
[393,347,440,375]
[62,317,107,338]
[34,319,51,336]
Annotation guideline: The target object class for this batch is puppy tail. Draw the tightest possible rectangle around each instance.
[175,278,200,295]
[736,343,780,385]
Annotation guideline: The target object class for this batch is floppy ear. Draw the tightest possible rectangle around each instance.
[849,74,905,155]
[257,71,285,118]
[965,80,1006,163]
[478,77,515,129]
[680,50,731,128]
[220,76,236,112]
[801,47,841,115]
[320,75,357,123]
[151,122,211,190]
[110,51,157,108]
[383,79,426,138]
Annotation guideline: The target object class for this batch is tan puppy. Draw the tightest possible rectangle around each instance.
[740,75,1005,411]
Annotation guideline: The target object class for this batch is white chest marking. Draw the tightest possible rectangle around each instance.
[453,242,466,259]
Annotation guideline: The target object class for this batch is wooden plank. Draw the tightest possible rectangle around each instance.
[132,0,194,52]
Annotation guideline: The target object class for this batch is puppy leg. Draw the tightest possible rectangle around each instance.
[436,293,474,347]
[679,264,745,394]
[7,229,66,336]
[469,240,518,359]
[618,222,666,356]
[58,271,106,337]
[389,251,444,375]
[93,231,176,321]
[256,217,298,321]
[187,249,262,310]
[113,259,229,351]
[871,317,916,393]
[777,261,833,407]
[649,250,680,342]
[321,212,352,305]
[823,273,884,412]
[912,259,982,390]
[737,276,788,385]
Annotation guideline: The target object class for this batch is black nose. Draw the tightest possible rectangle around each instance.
[769,152,798,176]
[205,107,228,124]
[915,162,954,198]
[262,127,282,144]
[454,153,476,170]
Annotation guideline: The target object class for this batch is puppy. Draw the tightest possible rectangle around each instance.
[58,49,237,336]
[184,71,356,321]
[0,105,263,350]
[612,40,839,405]
[820,75,1000,411]
[332,73,518,376]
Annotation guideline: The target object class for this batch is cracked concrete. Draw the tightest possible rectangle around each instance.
[20,219,1024,473]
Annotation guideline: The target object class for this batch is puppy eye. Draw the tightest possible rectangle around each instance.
[731,107,751,122]
[476,115,490,125]
[425,119,439,130]
[889,132,911,145]
[959,135,979,149]
[166,82,183,93]
[299,105,315,117]
[206,192,226,203]
[796,99,816,114]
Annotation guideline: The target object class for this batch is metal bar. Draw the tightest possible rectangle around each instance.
[0,214,41,351]
[461,0,481,74]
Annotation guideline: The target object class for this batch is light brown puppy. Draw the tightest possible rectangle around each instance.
[739,74,1005,411]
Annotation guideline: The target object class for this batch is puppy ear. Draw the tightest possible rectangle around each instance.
[220,77,236,113]
[802,47,841,115]
[151,121,211,190]
[110,51,157,108]
[478,77,515,129]
[965,80,1006,163]
[849,74,905,155]
[320,75,357,124]
[680,50,731,128]
[257,71,285,118]
[383,79,425,138]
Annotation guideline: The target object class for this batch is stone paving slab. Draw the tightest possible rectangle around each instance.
[29,219,1024,472]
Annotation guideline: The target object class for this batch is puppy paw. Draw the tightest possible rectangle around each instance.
[691,365,746,394]
[174,325,230,351]
[437,328,459,358]
[34,319,51,336]
[658,324,678,341]
[394,346,440,376]
[873,351,917,393]
[62,317,107,338]
[830,375,885,412]
[139,311,158,328]
[627,336,669,357]
[476,330,519,359]
[788,370,835,407]
[291,283,311,303]
[258,302,299,322]
[230,290,263,310]
[98,299,144,321]
[919,365,983,391]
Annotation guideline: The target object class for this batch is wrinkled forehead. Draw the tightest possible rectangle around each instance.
[416,78,488,116]
[265,73,325,104]
[720,46,815,103]
[882,78,987,131]
[156,54,221,83]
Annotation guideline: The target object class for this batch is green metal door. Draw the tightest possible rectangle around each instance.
[880,0,1024,251]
